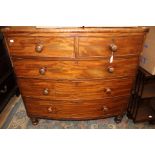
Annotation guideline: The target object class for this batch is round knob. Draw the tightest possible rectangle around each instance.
[102,106,108,112]
[43,88,49,95]
[39,67,46,75]
[35,44,44,53]
[108,67,114,73]
[148,115,153,119]
[109,44,117,52]
[104,88,111,94]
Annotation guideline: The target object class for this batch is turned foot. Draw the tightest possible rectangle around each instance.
[31,118,39,125]
[114,115,123,124]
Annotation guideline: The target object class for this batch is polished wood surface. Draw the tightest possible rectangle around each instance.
[18,78,133,100]
[79,35,143,57]
[24,96,129,120]
[7,37,74,58]
[2,27,148,123]
[13,58,139,80]
[2,27,149,33]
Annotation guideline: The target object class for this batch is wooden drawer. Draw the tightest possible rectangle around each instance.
[13,57,139,80]
[24,96,129,120]
[0,55,12,76]
[79,35,144,57]
[7,37,74,58]
[18,78,133,100]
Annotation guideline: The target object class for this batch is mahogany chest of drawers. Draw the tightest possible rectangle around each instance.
[2,27,148,125]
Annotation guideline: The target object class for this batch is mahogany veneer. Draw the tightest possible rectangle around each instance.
[2,27,148,125]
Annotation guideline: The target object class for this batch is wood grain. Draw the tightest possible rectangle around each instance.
[79,35,144,57]
[7,37,74,58]
[2,27,148,123]
[12,57,139,80]
[18,78,133,100]
[24,96,130,120]
[2,26,149,33]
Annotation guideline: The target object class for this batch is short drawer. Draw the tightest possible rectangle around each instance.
[24,96,129,120]
[7,37,74,58]
[18,78,133,100]
[79,35,144,57]
[13,57,139,80]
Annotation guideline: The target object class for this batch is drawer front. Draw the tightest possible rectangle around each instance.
[0,73,16,102]
[79,35,144,57]
[24,96,129,120]
[18,78,133,100]
[0,55,12,76]
[13,57,139,80]
[7,37,74,58]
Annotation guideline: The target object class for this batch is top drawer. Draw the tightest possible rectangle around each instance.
[79,35,144,57]
[6,37,74,58]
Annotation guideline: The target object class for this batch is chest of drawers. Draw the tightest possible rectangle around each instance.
[2,27,148,125]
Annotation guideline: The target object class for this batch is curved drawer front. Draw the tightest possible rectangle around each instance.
[24,96,129,120]
[79,35,144,57]
[18,78,133,100]
[7,37,74,58]
[13,57,139,80]
[3,27,148,122]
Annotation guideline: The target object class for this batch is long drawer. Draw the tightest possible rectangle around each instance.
[7,37,74,58]
[24,96,129,120]
[18,78,133,100]
[78,35,144,57]
[13,57,139,80]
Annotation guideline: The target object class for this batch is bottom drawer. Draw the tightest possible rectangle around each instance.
[24,96,129,120]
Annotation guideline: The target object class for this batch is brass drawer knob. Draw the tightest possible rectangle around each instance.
[108,67,114,73]
[109,44,117,52]
[35,44,44,53]
[102,106,108,112]
[43,88,49,95]
[104,88,111,94]
[0,85,7,94]
[39,67,46,75]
